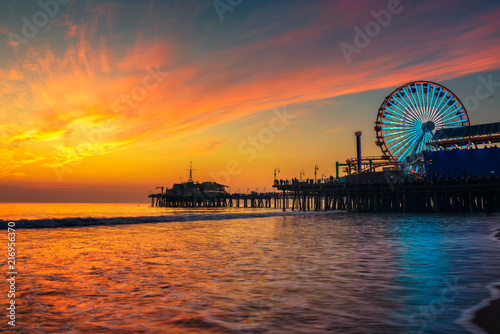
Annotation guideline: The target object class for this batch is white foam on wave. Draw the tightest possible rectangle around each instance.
[0,210,346,229]
[457,225,500,334]
[458,281,500,334]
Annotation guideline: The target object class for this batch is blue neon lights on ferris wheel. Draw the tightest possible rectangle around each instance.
[376,81,469,163]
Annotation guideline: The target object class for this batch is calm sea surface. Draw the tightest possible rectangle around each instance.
[1,203,499,333]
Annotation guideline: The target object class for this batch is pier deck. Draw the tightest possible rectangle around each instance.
[149,175,500,213]
[274,175,500,213]
[148,192,282,209]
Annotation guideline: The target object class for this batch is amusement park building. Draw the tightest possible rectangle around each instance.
[423,121,500,179]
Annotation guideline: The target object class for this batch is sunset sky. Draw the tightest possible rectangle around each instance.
[1,0,500,202]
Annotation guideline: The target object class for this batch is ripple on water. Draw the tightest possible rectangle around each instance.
[4,213,500,333]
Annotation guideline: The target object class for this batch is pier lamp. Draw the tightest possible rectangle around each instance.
[300,170,305,182]
[314,164,319,182]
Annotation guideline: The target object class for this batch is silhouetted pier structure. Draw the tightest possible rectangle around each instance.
[274,173,500,213]
[149,192,291,209]
[149,174,500,213]
[268,121,500,213]
[149,118,500,214]
[150,162,295,209]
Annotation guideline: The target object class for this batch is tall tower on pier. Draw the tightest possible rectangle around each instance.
[355,131,362,173]
[187,161,195,182]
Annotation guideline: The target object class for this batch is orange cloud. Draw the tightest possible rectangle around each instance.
[9,129,66,143]
[0,147,44,178]
[324,128,345,135]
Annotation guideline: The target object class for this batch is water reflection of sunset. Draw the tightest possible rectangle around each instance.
[6,214,500,333]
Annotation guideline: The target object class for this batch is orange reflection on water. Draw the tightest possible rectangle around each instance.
[7,215,405,333]
[9,213,497,333]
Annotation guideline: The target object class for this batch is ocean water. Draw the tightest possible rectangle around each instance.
[1,203,499,333]
[0,202,275,221]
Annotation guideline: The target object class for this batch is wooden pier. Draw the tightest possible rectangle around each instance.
[149,173,500,213]
[274,173,500,213]
[149,192,291,209]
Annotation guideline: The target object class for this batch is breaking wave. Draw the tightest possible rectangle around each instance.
[0,210,341,229]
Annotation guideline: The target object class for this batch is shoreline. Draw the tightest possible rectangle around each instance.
[468,228,500,334]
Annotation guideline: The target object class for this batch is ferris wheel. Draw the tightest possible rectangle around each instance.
[375,81,469,167]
